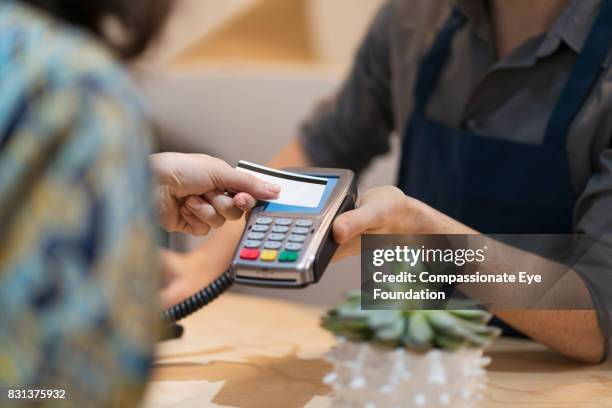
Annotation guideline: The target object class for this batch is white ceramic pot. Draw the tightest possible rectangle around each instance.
[323,338,491,408]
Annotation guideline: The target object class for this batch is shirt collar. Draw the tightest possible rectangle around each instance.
[454,0,607,65]
[542,0,601,55]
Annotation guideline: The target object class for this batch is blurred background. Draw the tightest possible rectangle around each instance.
[137,0,400,306]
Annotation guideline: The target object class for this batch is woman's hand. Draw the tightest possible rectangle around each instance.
[150,153,280,236]
[332,186,469,260]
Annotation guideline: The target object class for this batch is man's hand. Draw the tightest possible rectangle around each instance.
[150,153,280,236]
[332,186,445,260]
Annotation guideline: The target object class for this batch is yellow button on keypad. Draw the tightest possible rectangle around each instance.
[260,250,278,262]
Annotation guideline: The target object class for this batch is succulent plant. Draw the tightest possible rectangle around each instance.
[322,291,501,352]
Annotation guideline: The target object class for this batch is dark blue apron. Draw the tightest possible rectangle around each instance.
[397,2,612,335]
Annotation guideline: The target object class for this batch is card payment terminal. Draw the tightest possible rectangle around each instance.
[231,167,357,287]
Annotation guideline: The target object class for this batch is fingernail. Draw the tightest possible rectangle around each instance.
[265,183,281,194]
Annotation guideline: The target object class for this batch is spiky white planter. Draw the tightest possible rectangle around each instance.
[323,338,491,408]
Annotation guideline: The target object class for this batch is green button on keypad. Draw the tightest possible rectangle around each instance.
[279,251,299,262]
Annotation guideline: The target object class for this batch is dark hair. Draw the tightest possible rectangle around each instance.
[20,0,172,58]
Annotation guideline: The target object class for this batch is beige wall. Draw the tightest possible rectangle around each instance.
[145,0,384,67]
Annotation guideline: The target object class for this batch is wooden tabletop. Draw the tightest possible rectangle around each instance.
[143,293,612,408]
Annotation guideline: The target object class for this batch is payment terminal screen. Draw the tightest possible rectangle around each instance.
[264,176,338,214]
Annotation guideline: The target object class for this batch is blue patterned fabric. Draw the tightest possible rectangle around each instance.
[0,1,160,405]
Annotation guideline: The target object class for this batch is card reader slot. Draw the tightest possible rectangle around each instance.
[235,275,298,284]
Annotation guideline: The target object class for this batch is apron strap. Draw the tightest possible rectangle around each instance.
[413,8,467,112]
[544,0,612,148]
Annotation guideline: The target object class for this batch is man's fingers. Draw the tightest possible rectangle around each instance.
[333,187,406,244]
[204,190,243,221]
[181,206,211,236]
[233,192,257,211]
[186,196,225,228]
[333,205,379,244]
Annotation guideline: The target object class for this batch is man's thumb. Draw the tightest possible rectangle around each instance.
[333,207,373,244]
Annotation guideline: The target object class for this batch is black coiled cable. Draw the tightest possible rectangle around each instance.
[161,270,234,323]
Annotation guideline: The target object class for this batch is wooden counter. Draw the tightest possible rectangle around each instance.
[144,293,612,407]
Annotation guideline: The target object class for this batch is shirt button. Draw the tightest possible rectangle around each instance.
[466,118,479,129]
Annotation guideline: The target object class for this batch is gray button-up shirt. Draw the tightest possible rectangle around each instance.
[300,0,612,355]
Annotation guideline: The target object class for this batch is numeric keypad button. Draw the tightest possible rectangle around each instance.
[296,220,313,227]
[244,240,262,248]
[268,233,286,241]
[248,232,266,240]
[285,243,303,251]
[264,241,282,250]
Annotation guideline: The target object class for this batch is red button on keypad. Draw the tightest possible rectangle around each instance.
[240,248,260,260]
